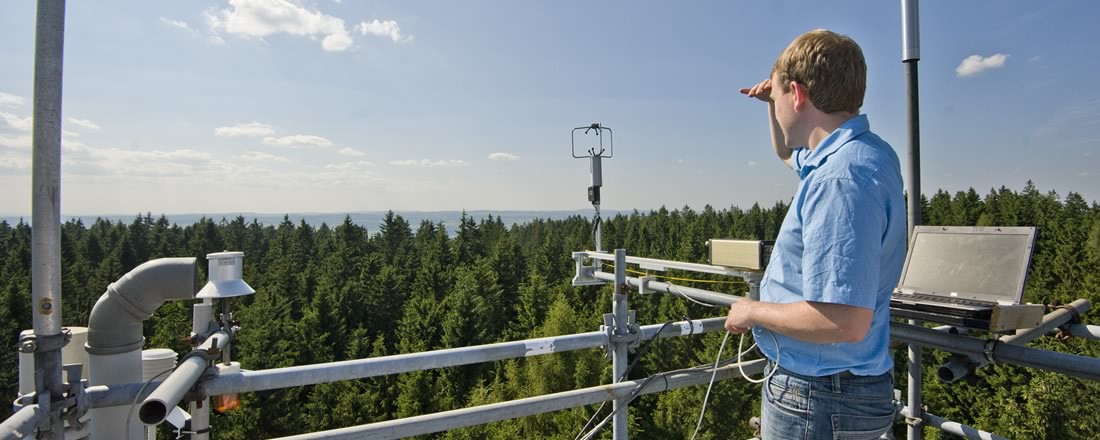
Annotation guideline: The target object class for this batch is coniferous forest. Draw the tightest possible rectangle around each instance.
[1,182,1099,439]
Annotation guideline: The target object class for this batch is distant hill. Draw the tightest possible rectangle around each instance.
[0,210,625,233]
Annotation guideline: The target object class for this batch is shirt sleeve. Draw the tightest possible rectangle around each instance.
[799,177,885,309]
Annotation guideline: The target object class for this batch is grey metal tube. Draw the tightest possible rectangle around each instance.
[31,0,66,339]
[139,330,229,425]
[890,322,1100,381]
[593,271,740,307]
[611,249,628,440]
[0,403,47,439]
[902,2,923,435]
[937,299,1090,383]
[30,3,67,438]
[1001,299,1090,345]
[202,318,728,397]
[273,359,767,440]
[918,409,1007,440]
[86,258,199,354]
[86,383,161,408]
[1063,323,1100,340]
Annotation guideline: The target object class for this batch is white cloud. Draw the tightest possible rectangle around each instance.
[0,112,33,131]
[206,0,355,52]
[240,151,289,162]
[208,35,227,46]
[0,92,25,108]
[747,160,760,167]
[358,19,410,42]
[262,134,333,147]
[1028,56,1041,63]
[324,160,375,170]
[215,121,275,137]
[63,130,80,137]
[0,135,32,149]
[956,53,1009,77]
[487,152,519,161]
[67,117,101,130]
[389,159,469,168]
[337,147,366,156]
[160,17,192,31]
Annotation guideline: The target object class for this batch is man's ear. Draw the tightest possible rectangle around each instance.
[790,81,810,111]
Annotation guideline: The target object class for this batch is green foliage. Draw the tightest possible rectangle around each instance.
[1,183,1098,439]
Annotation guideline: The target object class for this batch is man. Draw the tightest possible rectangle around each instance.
[725,29,906,439]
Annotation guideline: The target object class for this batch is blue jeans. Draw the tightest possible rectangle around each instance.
[761,365,895,440]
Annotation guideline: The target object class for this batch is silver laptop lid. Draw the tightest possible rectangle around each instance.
[897,226,1036,304]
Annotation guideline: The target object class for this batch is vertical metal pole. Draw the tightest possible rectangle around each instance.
[190,299,215,440]
[902,1,922,439]
[611,249,628,440]
[31,1,67,439]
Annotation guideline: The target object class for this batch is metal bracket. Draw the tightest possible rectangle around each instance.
[61,364,89,432]
[599,314,615,358]
[571,252,603,286]
[638,276,656,295]
[604,311,642,353]
[17,328,71,353]
[983,339,997,363]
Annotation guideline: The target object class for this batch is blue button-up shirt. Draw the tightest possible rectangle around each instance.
[753,114,906,377]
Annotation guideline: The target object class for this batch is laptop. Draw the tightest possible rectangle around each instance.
[890,226,1036,320]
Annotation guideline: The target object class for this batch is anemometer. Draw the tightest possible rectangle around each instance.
[572,123,613,252]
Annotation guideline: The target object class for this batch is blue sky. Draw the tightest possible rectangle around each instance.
[1,1,1097,215]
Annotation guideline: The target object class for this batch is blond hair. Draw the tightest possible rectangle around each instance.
[772,29,866,114]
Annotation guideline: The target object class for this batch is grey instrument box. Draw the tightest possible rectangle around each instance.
[706,239,773,271]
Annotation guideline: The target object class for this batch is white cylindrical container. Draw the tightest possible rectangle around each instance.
[88,350,143,440]
[143,349,178,440]
[19,327,89,395]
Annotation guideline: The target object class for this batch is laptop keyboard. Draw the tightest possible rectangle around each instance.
[898,293,988,307]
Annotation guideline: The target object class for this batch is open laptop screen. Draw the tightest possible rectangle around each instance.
[897,226,1036,304]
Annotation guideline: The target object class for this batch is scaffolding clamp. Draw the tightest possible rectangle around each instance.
[572,252,603,286]
[983,339,998,364]
[602,311,641,354]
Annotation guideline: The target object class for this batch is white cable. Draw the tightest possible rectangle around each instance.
[738,329,780,384]
[689,331,730,440]
[689,326,782,438]
[668,283,726,309]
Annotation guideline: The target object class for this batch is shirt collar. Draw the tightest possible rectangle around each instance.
[800,114,870,172]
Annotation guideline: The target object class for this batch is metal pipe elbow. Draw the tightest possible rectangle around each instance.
[86,258,199,354]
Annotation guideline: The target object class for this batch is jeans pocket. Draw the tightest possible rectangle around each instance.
[765,374,809,416]
[830,412,894,440]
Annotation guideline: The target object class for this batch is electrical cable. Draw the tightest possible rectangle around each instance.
[686,328,781,439]
[668,282,726,309]
[573,320,676,440]
[689,331,730,440]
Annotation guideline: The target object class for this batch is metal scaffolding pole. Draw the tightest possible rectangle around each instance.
[901,1,923,437]
[593,271,741,307]
[273,359,768,440]
[890,322,1100,381]
[29,1,67,439]
[200,318,728,397]
[0,402,47,439]
[611,249,629,440]
[901,407,1008,440]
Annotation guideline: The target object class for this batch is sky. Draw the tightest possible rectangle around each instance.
[1,1,1098,216]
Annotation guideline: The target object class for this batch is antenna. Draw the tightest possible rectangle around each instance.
[572,123,613,252]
